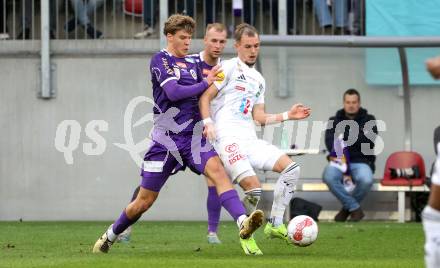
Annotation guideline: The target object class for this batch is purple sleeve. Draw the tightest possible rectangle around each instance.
[196,59,205,80]
[162,79,209,101]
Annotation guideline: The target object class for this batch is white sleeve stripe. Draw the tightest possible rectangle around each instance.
[160,77,178,87]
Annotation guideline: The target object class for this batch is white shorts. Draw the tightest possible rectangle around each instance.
[214,136,285,182]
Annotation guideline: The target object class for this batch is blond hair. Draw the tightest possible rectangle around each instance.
[205,23,227,36]
[163,14,196,36]
[234,23,258,42]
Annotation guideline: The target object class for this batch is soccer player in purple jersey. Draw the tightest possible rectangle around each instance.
[93,15,264,256]
[118,23,229,245]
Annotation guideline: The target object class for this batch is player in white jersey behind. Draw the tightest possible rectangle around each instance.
[423,56,440,268]
[199,23,311,254]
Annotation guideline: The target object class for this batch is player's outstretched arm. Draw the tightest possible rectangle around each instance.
[161,65,221,102]
[426,56,440,79]
[199,84,219,142]
[252,103,311,126]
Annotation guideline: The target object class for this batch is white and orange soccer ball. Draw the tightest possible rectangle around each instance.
[287,215,318,247]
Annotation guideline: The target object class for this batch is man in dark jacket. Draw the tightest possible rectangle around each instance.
[323,88,377,222]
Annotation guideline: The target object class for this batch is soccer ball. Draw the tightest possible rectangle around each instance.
[287,215,318,247]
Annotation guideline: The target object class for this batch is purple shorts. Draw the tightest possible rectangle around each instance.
[140,134,217,192]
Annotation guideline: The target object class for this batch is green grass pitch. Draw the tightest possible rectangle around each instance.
[0,221,424,268]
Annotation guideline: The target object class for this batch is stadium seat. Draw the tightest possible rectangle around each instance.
[124,0,143,17]
[381,151,426,186]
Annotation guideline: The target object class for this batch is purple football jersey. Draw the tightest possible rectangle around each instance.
[189,51,217,78]
[150,49,204,135]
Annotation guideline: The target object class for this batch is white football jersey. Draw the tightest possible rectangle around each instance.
[211,57,266,139]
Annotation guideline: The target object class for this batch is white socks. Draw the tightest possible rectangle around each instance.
[423,205,440,268]
[106,225,118,242]
[236,214,247,229]
[270,162,300,227]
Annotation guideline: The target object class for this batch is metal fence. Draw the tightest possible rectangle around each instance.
[0,0,365,40]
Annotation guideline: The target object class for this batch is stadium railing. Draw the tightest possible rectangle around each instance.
[0,0,364,41]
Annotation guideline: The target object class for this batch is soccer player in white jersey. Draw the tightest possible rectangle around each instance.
[423,56,440,268]
[199,23,311,254]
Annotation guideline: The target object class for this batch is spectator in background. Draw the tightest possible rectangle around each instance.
[236,0,297,35]
[0,0,63,40]
[64,0,105,39]
[17,0,32,39]
[49,0,63,39]
[271,0,297,35]
[205,0,222,26]
[313,0,349,35]
[323,89,377,222]
[242,0,257,26]
[0,0,9,39]
[0,0,33,39]
[134,0,195,39]
[351,0,364,35]
[134,0,157,39]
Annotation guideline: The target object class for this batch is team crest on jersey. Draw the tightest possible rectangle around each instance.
[190,69,197,80]
[173,67,181,79]
[176,62,187,68]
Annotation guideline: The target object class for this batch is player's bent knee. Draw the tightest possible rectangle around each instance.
[133,198,155,214]
[205,156,228,179]
[237,173,260,190]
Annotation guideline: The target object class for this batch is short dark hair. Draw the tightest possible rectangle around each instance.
[343,88,360,101]
[163,14,195,36]
[234,23,259,42]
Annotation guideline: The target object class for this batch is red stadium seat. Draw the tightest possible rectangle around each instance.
[124,0,143,17]
[381,151,426,186]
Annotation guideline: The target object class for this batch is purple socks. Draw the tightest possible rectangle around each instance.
[207,186,222,233]
[219,189,246,221]
[112,210,138,235]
